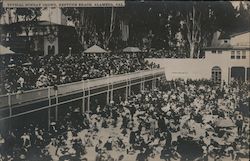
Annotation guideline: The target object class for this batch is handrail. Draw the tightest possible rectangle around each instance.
[0,68,165,108]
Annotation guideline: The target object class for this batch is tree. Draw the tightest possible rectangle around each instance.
[103,7,117,49]
[180,1,236,58]
[235,1,250,31]
[183,2,202,58]
[14,8,42,53]
[0,2,6,22]
[62,7,118,50]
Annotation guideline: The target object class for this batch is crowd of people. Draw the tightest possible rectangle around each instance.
[146,49,188,59]
[3,53,159,94]
[145,49,206,59]
[0,79,249,161]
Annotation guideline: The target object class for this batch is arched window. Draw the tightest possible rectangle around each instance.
[48,45,51,55]
[51,45,55,55]
[212,66,221,84]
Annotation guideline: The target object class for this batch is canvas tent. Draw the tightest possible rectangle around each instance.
[123,47,141,53]
[0,45,15,55]
[83,45,108,54]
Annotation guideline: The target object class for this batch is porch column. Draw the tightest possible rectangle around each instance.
[245,67,247,82]
[228,67,231,84]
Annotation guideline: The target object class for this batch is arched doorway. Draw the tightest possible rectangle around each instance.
[231,67,245,82]
[211,66,221,84]
[247,68,250,82]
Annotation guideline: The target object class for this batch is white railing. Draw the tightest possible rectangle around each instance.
[0,68,165,108]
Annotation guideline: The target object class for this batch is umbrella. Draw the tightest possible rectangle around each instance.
[8,64,16,68]
[123,47,141,53]
[215,117,236,128]
[50,122,56,126]
[22,62,32,66]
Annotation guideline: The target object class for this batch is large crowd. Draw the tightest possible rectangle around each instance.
[147,50,188,59]
[145,49,206,59]
[0,79,249,161]
[3,54,159,94]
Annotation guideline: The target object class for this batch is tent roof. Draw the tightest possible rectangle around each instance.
[83,45,108,54]
[123,47,141,53]
[0,45,16,55]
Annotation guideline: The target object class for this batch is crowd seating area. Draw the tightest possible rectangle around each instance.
[0,79,249,161]
[3,54,159,94]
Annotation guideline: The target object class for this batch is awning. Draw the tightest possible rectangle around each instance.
[0,45,15,55]
[83,45,108,54]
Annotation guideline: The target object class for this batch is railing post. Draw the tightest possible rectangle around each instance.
[48,87,51,130]
[87,79,90,112]
[107,83,110,104]
[82,80,85,113]
[8,94,12,117]
[125,78,128,100]
[152,73,156,89]
[141,74,145,92]
[128,78,131,97]
[110,82,114,103]
[55,88,58,122]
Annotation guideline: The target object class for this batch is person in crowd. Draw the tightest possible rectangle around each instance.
[4,53,159,94]
[0,79,248,161]
[0,134,5,156]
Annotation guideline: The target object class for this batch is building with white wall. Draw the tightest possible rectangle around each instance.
[149,30,250,83]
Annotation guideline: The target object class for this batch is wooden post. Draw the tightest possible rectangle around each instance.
[245,67,247,82]
[125,79,128,100]
[128,79,131,96]
[82,81,85,113]
[87,93,90,112]
[87,79,90,112]
[8,94,12,117]
[48,87,51,129]
[141,77,145,91]
[107,84,110,104]
[152,73,156,89]
[110,83,114,102]
[55,89,58,122]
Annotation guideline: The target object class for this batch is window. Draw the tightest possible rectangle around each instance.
[242,51,246,59]
[212,66,222,84]
[224,40,228,43]
[218,50,222,54]
[211,50,216,54]
[236,51,241,59]
[231,51,235,59]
